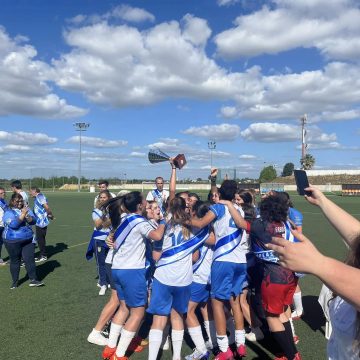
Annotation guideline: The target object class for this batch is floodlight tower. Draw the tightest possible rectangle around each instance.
[300,114,307,169]
[73,122,90,192]
[208,140,216,170]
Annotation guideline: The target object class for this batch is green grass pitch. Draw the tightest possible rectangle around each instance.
[1,191,359,360]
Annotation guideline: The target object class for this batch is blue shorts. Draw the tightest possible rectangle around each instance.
[211,261,247,300]
[147,278,191,316]
[190,282,210,303]
[112,268,147,307]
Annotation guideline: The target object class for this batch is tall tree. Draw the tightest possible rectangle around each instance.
[301,154,315,170]
[282,162,295,177]
[259,165,277,183]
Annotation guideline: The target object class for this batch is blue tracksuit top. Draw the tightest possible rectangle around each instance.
[2,208,36,242]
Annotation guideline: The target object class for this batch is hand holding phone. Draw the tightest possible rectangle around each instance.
[294,170,312,196]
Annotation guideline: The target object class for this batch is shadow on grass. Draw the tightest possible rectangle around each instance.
[37,259,61,281]
[301,295,326,336]
[36,242,68,259]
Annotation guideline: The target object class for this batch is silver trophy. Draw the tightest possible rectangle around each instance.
[148,148,187,169]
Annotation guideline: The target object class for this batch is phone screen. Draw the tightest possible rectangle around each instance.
[294,170,311,196]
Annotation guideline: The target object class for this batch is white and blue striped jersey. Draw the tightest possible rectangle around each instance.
[193,243,214,284]
[112,214,154,270]
[154,224,194,287]
[92,208,111,232]
[210,203,249,263]
[33,193,49,228]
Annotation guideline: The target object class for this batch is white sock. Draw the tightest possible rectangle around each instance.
[149,329,163,360]
[226,317,235,345]
[188,326,207,353]
[293,292,303,313]
[204,320,217,347]
[216,333,229,353]
[115,328,135,356]
[171,329,184,360]
[235,329,245,346]
[108,322,123,348]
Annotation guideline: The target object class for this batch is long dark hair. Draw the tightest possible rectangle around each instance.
[102,191,143,229]
[168,197,191,239]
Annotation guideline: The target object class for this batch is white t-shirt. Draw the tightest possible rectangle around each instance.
[210,203,248,263]
[154,224,194,287]
[19,190,29,206]
[328,297,358,360]
[146,189,169,215]
[112,214,154,270]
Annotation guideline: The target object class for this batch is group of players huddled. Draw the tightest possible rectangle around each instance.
[86,162,304,360]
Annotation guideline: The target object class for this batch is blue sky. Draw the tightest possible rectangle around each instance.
[0,0,359,180]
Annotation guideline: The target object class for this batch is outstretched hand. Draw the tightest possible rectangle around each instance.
[266,229,325,274]
[210,168,218,177]
[304,185,326,207]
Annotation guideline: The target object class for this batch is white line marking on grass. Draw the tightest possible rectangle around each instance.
[68,241,89,249]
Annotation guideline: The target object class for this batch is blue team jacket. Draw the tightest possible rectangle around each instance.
[2,208,36,242]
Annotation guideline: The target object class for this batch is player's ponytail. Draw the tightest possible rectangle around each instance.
[169,197,191,239]
[102,196,124,229]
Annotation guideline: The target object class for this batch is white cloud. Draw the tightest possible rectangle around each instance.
[311,109,360,122]
[2,144,32,152]
[217,0,240,6]
[241,122,299,142]
[130,151,146,157]
[52,17,241,108]
[110,4,155,23]
[241,122,342,150]
[182,123,241,141]
[66,136,128,148]
[0,27,87,119]
[219,106,238,119]
[215,0,360,61]
[239,154,256,159]
[182,14,212,47]
[0,131,57,145]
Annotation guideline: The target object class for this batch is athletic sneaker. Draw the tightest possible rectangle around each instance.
[29,280,44,287]
[102,345,116,359]
[99,285,107,296]
[213,347,234,360]
[245,327,264,342]
[291,310,303,320]
[35,256,47,263]
[20,261,25,267]
[185,349,210,360]
[10,281,18,289]
[236,344,247,357]
[87,329,108,346]
[0,258,7,266]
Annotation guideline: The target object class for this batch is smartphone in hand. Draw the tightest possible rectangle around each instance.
[294,170,311,196]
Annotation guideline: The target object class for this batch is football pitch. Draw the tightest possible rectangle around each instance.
[1,191,359,360]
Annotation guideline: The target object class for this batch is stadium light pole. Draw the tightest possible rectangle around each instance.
[300,114,307,169]
[73,122,90,192]
[208,140,216,170]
